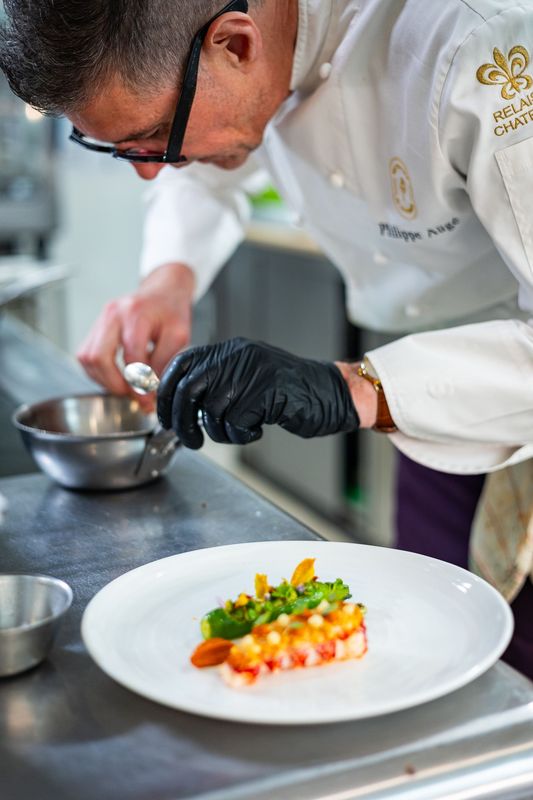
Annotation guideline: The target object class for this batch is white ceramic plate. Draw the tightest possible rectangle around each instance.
[81,541,513,725]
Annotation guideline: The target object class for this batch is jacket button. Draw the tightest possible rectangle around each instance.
[405,303,421,318]
[319,62,333,80]
[427,380,454,398]
[329,171,345,189]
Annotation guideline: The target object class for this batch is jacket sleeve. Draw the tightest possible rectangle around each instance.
[368,7,533,474]
[139,159,270,301]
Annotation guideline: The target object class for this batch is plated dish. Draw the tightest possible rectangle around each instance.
[190,558,368,686]
[81,541,514,725]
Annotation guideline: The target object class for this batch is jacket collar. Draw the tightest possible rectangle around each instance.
[290,0,359,93]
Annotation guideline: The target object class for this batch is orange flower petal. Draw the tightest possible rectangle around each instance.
[290,558,316,586]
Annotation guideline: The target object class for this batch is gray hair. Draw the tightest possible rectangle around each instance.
[0,1,258,115]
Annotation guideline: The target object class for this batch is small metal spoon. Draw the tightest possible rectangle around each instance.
[123,362,160,395]
[123,361,203,429]
[122,362,179,479]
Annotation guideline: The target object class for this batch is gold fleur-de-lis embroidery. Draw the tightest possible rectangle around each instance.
[477,46,533,100]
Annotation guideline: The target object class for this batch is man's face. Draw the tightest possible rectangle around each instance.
[69,60,283,180]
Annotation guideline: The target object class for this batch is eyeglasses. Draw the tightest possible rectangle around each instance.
[69,0,249,164]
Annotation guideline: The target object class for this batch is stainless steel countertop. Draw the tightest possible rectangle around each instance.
[0,464,532,800]
[0,257,68,308]
[0,313,96,405]
[0,315,532,800]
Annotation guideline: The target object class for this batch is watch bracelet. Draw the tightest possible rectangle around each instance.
[356,361,398,433]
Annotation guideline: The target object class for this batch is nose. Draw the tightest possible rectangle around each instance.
[131,163,166,180]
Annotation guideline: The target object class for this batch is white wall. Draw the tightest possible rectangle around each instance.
[50,147,146,354]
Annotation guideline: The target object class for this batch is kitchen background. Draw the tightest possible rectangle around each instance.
[0,73,397,548]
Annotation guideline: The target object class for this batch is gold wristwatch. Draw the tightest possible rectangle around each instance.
[357,361,398,433]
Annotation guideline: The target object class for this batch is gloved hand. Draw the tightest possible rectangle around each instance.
[157,338,359,449]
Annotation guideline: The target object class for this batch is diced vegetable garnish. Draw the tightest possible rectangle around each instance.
[200,558,351,640]
[220,602,367,686]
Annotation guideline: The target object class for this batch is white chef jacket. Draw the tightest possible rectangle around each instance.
[140,0,533,475]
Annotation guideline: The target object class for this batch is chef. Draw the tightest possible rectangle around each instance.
[2,0,532,677]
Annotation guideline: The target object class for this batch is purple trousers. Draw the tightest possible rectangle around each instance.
[395,452,533,681]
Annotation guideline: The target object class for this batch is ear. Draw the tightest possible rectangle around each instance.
[204,13,262,72]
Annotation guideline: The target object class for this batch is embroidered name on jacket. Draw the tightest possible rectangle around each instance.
[477,46,533,136]
[378,218,460,243]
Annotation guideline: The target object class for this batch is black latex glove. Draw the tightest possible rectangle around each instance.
[157,338,359,449]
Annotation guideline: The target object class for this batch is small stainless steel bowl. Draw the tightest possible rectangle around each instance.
[0,574,73,677]
[12,393,178,490]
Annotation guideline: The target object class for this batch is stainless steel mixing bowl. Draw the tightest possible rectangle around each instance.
[0,574,73,677]
[12,393,178,490]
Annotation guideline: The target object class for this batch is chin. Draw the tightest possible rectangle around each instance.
[203,152,251,169]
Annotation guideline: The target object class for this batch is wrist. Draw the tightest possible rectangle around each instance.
[334,361,379,428]
[140,261,196,301]
[335,361,397,432]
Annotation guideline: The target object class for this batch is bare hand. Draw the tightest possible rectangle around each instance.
[77,262,195,410]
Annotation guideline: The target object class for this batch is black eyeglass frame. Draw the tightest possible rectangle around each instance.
[69,0,249,164]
